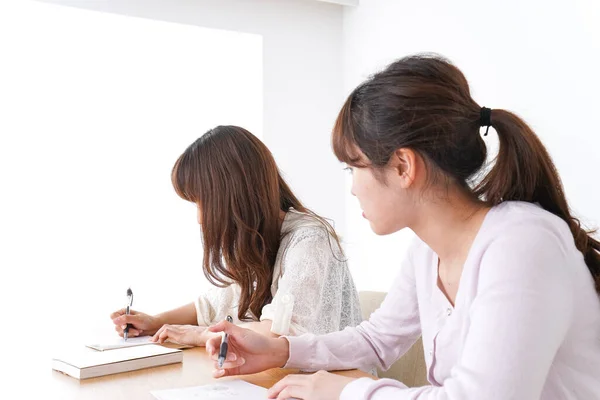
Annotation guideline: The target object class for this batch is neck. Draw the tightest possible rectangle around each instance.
[410,187,490,264]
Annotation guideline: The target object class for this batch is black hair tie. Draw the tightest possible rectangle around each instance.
[480,107,492,136]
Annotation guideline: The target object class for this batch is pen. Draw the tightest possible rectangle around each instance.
[124,287,133,341]
[217,315,233,368]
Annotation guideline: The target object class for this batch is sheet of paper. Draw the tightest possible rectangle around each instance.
[151,380,268,400]
[86,335,155,351]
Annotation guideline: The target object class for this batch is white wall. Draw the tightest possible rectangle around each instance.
[1,0,351,342]
[0,1,264,371]
[37,0,348,235]
[342,0,600,291]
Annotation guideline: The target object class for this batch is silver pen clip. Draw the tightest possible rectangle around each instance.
[126,287,134,308]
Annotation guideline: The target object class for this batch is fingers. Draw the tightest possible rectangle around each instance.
[279,386,306,400]
[208,349,237,362]
[150,325,164,343]
[209,349,245,379]
[157,326,171,344]
[151,324,167,342]
[110,308,126,320]
[274,387,303,400]
[207,320,241,336]
[114,324,140,338]
[205,334,223,356]
[151,325,167,343]
[211,355,245,371]
[115,324,124,337]
[210,351,237,362]
[212,366,239,379]
[267,375,307,400]
[126,328,141,337]
[113,313,142,327]
[112,310,144,339]
[110,308,138,320]
[150,325,185,344]
[159,326,181,344]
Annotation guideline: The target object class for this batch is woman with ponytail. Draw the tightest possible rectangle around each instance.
[207,56,600,400]
[109,126,362,345]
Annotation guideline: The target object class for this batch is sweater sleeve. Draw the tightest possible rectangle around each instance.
[195,284,242,326]
[340,225,573,399]
[286,244,421,372]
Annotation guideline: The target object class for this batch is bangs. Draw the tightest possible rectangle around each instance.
[171,150,200,203]
[332,93,369,168]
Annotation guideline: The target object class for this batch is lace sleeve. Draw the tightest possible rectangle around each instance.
[195,284,242,326]
[261,228,351,336]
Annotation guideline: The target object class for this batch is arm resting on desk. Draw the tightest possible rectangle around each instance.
[155,302,198,326]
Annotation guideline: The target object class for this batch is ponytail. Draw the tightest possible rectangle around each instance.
[475,109,600,293]
[329,54,600,294]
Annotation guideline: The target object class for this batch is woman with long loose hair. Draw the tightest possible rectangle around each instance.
[110,126,362,345]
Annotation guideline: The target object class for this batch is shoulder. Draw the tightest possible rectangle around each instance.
[477,201,580,288]
[482,201,576,255]
[275,210,347,272]
[281,209,340,250]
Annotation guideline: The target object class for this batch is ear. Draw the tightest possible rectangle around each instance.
[390,148,417,189]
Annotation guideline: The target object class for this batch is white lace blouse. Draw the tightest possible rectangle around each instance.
[194,208,363,336]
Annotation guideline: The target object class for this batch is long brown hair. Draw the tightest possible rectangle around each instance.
[332,54,600,293]
[172,125,341,320]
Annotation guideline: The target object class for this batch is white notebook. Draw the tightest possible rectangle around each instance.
[86,335,155,351]
[85,335,191,351]
[151,380,268,400]
[52,344,183,380]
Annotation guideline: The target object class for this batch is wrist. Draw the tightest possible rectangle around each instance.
[153,313,167,330]
[270,337,290,368]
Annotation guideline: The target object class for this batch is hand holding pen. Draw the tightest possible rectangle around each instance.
[110,289,163,338]
[206,317,290,378]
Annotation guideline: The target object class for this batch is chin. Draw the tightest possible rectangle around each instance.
[369,221,405,236]
[369,223,393,236]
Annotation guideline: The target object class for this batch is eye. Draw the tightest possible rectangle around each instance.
[343,166,353,175]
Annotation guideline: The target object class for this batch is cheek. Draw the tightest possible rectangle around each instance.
[353,173,387,218]
[353,171,383,204]
[351,171,371,202]
[357,172,408,235]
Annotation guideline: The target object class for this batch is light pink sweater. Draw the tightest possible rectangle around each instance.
[286,202,600,399]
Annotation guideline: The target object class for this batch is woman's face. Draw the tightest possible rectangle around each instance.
[347,149,418,235]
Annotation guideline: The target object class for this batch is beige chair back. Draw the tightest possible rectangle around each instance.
[359,291,429,387]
